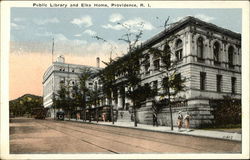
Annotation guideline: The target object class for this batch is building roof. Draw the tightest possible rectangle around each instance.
[141,16,241,49]
[104,16,241,71]
[43,62,102,83]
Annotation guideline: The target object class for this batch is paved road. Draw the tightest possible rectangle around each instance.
[10,118,241,154]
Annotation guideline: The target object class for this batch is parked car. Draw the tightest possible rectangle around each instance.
[33,108,48,119]
[56,111,65,120]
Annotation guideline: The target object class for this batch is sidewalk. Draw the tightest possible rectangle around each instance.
[65,118,241,142]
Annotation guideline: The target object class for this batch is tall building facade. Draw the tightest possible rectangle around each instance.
[42,55,101,118]
[106,16,241,127]
[42,17,241,128]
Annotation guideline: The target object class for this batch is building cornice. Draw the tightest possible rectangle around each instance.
[141,16,241,50]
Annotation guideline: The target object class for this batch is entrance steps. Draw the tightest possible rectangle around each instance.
[117,110,132,122]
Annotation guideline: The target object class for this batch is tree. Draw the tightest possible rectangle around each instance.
[149,40,186,130]
[56,83,69,116]
[52,93,60,119]
[95,21,156,127]
[114,22,148,127]
[9,94,43,117]
[93,35,121,124]
[99,62,117,124]
[93,17,186,128]
[88,81,101,122]
[212,96,241,127]
[71,83,82,119]
[78,68,93,122]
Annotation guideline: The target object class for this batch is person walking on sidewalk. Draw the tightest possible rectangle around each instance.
[177,111,183,131]
[184,112,192,131]
[153,112,158,127]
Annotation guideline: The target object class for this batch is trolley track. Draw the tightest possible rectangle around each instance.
[10,118,241,153]
[32,120,118,153]
[37,119,240,153]
[37,120,168,153]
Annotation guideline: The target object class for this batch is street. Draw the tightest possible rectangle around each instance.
[10,118,241,154]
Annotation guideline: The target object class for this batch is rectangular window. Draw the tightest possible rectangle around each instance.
[231,77,236,94]
[175,49,183,61]
[153,80,158,91]
[200,72,206,91]
[216,75,222,92]
[153,59,160,71]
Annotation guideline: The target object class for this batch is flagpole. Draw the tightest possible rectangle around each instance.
[52,38,54,63]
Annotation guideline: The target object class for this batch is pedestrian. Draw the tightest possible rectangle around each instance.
[177,111,183,131]
[102,113,106,122]
[184,112,192,131]
[120,112,124,119]
[76,113,80,120]
[153,112,158,127]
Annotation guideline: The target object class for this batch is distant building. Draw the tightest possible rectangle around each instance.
[42,55,101,118]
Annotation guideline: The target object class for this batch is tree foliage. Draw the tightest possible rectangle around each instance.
[212,96,241,127]
[9,94,43,117]
[52,68,93,120]
[148,34,186,130]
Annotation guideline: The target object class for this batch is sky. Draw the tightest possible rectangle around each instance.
[9,8,242,100]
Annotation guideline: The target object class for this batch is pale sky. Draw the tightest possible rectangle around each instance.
[10,8,242,100]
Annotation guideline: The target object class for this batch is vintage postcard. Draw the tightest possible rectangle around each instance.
[1,0,249,159]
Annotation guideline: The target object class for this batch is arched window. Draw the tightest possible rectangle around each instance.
[213,41,220,65]
[197,37,204,61]
[228,46,234,68]
[175,39,183,61]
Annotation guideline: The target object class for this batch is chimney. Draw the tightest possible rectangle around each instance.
[96,57,100,68]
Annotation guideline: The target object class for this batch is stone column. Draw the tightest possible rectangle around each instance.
[149,54,153,75]
[117,89,123,110]
[225,45,229,68]
[111,91,116,109]
[183,33,187,63]
[238,48,241,71]
[222,43,227,68]
[204,39,210,65]
[210,40,214,65]
[235,47,241,71]
[186,32,192,63]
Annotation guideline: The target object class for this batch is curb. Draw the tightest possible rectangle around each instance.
[64,119,241,142]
